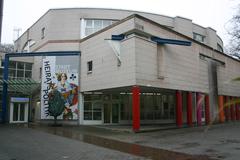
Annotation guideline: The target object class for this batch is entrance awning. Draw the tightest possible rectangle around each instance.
[0,78,40,95]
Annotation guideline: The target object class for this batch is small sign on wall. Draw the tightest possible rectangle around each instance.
[11,97,29,103]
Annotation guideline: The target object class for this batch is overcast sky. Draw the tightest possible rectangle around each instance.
[2,0,239,46]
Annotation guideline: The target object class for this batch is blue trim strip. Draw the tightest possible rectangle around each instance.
[2,56,9,123]
[111,34,125,41]
[6,51,80,57]
[151,36,191,46]
[1,51,81,123]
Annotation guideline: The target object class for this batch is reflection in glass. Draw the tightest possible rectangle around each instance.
[13,103,19,121]
[17,62,24,69]
[19,103,25,121]
[25,63,32,70]
[17,70,24,78]
[84,112,92,120]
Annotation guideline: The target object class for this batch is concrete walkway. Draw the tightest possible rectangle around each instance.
[98,122,240,160]
[33,122,240,160]
[2,122,240,160]
[0,125,146,160]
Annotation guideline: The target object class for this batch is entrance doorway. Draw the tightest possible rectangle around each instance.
[103,102,120,124]
[9,97,29,123]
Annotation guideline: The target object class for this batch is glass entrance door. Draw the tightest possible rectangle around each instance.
[103,102,120,124]
[10,102,28,123]
[104,103,111,123]
[112,103,119,123]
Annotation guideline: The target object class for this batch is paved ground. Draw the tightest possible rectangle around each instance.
[1,122,240,160]
[99,122,240,160]
[0,125,146,160]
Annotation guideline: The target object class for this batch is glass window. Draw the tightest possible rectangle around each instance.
[9,61,16,69]
[17,62,24,70]
[13,103,19,121]
[84,95,92,101]
[1,60,3,66]
[25,63,32,70]
[93,112,102,120]
[92,95,102,100]
[93,102,102,111]
[84,19,117,37]
[87,61,93,73]
[103,20,111,27]
[84,112,92,120]
[86,20,93,27]
[94,20,102,29]
[84,102,92,110]
[85,28,94,36]
[41,27,45,39]
[19,103,25,121]
[112,94,119,100]
[9,69,16,78]
[25,71,32,78]
[217,43,223,52]
[193,33,205,43]
[84,100,102,120]
[0,68,3,78]
[17,70,24,78]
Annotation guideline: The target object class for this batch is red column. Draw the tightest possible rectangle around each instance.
[224,96,230,122]
[187,92,193,127]
[236,104,240,121]
[196,93,202,126]
[218,95,225,123]
[236,97,240,120]
[176,91,183,128]
[230,97,236,121]
[132,86,140,132]
[205,95,210,125]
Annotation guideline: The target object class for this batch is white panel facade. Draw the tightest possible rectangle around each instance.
[80,19,137,91]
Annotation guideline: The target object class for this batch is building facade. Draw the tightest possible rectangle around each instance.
[4,8,240,130]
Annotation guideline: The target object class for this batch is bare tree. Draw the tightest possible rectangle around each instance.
[227,5,240,57]
[0,43,14,53]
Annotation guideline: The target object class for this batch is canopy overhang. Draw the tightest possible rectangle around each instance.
[0,78,40,95]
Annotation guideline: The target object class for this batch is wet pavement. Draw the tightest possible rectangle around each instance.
[92,124,177,133]
[0,125,145,160]
[30,124,210,160]
[93,122,240,160]
[2,122,240,160]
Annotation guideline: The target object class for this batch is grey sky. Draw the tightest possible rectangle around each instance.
[2,0,239,46]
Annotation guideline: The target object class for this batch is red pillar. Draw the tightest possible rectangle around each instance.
[218,95,225,123]
[224,96,230,122]
[187,92,193,127]
[205,95,210,125]
[176,91,183,128]
[132,86,140,132]
[236,97,240,120]
[230,97,236,121]
[196,93,202,126]
[236,104,240,121]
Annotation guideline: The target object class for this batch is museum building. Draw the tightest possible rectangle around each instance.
[1,8,240,131]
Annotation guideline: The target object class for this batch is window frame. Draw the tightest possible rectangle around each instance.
[87,61,93,74]
[193,32,205,43]
[84,19,117,37]
[41,27,45,39]
[217,43,223,52]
